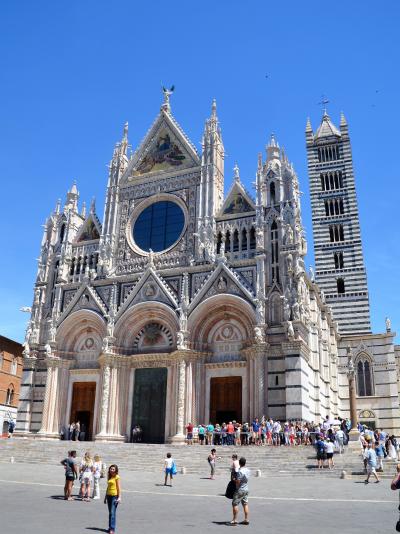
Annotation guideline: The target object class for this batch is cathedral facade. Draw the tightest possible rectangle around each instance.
[17,94,400,442]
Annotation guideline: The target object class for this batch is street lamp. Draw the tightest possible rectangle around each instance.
[346,346,360,446]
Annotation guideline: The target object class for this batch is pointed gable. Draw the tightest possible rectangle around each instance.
[122,109,200,183]
[57,284,107,325]
[76,214,101,242]
[219,181,255,217]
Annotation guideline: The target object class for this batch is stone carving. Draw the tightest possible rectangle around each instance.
[217,276,228,292]
[99,364,111,434]
[386,317,391,332]
[254,326,265,344]
[309,266,315,282]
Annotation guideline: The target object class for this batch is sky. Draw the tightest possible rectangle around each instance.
[0,0,399,343]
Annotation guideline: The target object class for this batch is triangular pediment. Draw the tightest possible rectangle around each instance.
[57,284,107,326]
[189,261,255,313]
[116,267,178,321]
[122,110,200,183]
[219,181,255,217]
[75,214,101,243]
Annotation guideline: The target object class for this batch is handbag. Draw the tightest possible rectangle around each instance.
[171,462,177,475]
[225,480,236,499]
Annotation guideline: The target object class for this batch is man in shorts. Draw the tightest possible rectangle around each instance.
[364,441,380,484]
[186,422,194,445]
[60,450,78,500]
[230,457,249,525]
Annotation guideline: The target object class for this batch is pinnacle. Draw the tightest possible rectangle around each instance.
[306,117,313,132]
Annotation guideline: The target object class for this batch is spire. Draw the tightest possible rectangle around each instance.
[233,163,240,182]
[211,98,217,119]
[315,112,341,139]
[120,121,129,156]
[266,133,280,161]
[90,197,96,214]
[81,201,86,219]
[55,198,61,215]
[306,117,313,133]
[65,181,79,212]
[257,152,263,170]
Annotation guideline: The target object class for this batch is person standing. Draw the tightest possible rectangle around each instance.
[186,422,194,445]
[60,450,78,500]
[315,435,326,469]
[198,424,206,445]
[74,421,81,441]
[104,465,121,534]
[92,454,103,499]
[335,428,345,454]
[230,457,250,526]
[80,452,94,501]
[364,441,380,484]
[206,422,214,446]
[208,448,221,479]
[68,422,75,441]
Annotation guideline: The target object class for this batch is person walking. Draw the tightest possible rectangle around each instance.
[92,454,103,499]
[364,441,380,484]
[230,457,250,526]
[325,437,335,469]
[60,450,78,500]
[104,465,121,534]
[335,427,345,454]
[80,452,94,501]
[315,435,326,469]
[164,452,175,486]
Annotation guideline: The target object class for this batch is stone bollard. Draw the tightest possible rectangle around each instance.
[255,469,262,477]
[340,470,346,479]
[10,456,15,463]
[180,466,186,475]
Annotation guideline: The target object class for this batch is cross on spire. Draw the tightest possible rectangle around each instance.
[318,94,330,114]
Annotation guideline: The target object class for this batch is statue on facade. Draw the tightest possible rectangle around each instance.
[309,266,315,282]
[385,317,391,332]
[287,320,295,340]
[177,331,188,350]
[284,223,294,245]
[44,343,52,358]
[254,326,265,344]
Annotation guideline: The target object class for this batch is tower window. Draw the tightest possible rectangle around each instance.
[337,278,345,294]
[241,228,247,251]
[271,220,279,283]
[334,252,344,269]
[225,231,231,252]
[60,224,66,242]
[249,227,256,250]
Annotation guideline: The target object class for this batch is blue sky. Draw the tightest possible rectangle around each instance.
[0,0,399,342]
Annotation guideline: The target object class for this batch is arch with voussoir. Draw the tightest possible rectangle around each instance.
[56,309,106,355]
[188,294,256,352]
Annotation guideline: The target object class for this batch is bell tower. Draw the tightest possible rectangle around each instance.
[306,111,371,334]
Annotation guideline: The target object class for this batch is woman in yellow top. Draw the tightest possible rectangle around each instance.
[103,464,121,534]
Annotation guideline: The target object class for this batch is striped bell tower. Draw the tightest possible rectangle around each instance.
[306,111,371,335]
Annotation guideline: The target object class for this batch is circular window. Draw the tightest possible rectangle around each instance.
[132,200,185,253]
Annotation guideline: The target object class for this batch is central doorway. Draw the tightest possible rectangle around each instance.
[131,368,167,443]
[70,382,96,440]
[210,376,242,424]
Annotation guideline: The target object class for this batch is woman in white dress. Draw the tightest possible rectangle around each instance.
[80,452,94,501]
[92,454,104,499]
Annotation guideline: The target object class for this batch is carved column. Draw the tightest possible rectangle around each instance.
[96,361,111,437]
[170,358,186,443]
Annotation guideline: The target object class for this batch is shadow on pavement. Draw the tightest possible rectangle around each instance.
[212,521,234,526]
[49,495,67,500]
[85,528,108,533]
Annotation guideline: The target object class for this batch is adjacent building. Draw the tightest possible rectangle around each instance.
[0,336,23,436]
[16,95,400,442]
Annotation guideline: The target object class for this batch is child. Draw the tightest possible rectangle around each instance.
[164,452,175,487]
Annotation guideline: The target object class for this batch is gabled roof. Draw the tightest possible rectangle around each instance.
[314,111,341,139]
[120,108,200,184]
[218,180,255,217]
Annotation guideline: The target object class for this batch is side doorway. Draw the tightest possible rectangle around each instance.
[70,382,96,440]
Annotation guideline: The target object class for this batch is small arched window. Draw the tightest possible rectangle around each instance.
[216,232,222,254]
[225,231,231,252]
[270,182,276,205]
[60,224,66,242]
[249,227,256,250]
[233,229,239,252]
[357,358,373,396]
[6,385,15,405]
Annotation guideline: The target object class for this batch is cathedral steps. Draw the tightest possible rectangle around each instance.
[0,439,396,478]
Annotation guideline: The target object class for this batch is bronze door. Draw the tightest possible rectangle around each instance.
[210,376,242,424]
[132,368,167,443]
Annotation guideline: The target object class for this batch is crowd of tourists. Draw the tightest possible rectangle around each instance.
[185,415,353,447]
